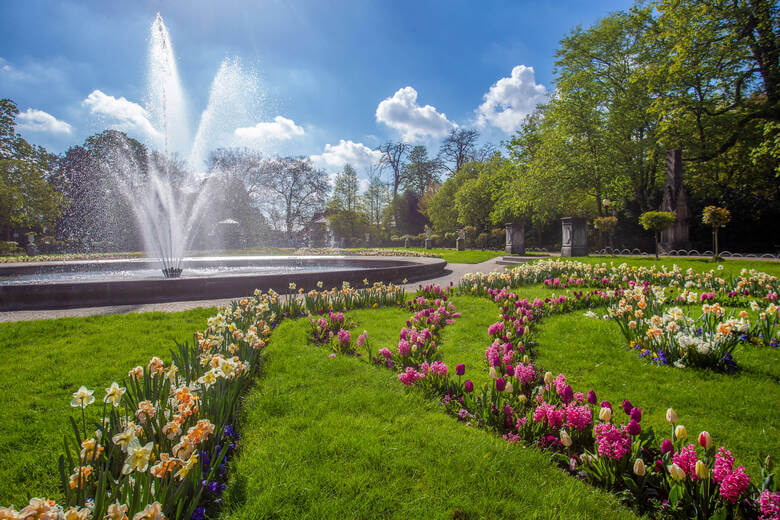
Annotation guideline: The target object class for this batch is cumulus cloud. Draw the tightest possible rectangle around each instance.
[16,108,72,135]
[310,139,383,172]
[476,65,547,133]
[82,90,160,141]
[234,116,305,141]
[376,86,455,141]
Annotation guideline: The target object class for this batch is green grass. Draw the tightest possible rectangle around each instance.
[375,247,505,264]
[518,286,780,478]
[556,255,780,277]
[0,308,215,506]
[222,307,636,520]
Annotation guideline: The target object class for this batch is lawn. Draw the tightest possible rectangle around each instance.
[221,307,636,520]
[374,247,506,264]
[558,255,780,277]
[0,308,215,506]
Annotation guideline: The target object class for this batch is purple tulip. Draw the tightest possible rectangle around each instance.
[630,407,642,423]
[561,385,574,404]
[456,364,465,376]
[587,390,597,405]
[627,419,641,436]
[496,377,506,392]
[600,400,612,409]
[464,380,474,393]
[622,400,633,415]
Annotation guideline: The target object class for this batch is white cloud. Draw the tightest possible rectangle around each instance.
[0,57,32,81]
[476,65,547,133]
[234,116,305,141]
[310,139,383,172]
[82,90,160,141]
[376,86,455,141]
[16,108,72,135]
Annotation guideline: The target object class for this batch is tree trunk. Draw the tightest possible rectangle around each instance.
[655,231,660,260]
[714,227,719,261]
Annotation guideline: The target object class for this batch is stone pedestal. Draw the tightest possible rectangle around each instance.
[660,149,691,251]
[404,238,409,248]
[25,233,38,257]
[424,238,432,250]
[504,222,525,255]
[561,217,588,257]
[456,237,465,251]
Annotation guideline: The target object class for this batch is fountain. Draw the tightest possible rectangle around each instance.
[112,14,261,277]
[0,14,447,311]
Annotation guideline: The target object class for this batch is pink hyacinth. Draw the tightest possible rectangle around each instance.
[397,367,424,386]
[673,444,699,480]
[430,360,448,377]
[554,373,567,395]
[337,329,351,344]
[398,339,411,356]
[594,422,631,460]
[357,332,367,348]
[565,404,593,431]
[514,363,537,386]
[759,489,780,520]
[713,447,735,484]
[719,466,750,504]
[378,348,392,359]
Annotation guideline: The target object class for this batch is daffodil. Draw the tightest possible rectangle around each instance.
[70,386,95,408]
[122,439,154,474]
[131,502,164,520]
[103,382,126,407]
[175,451,198,480]
[105,501,129,520]
[112,425,138,452]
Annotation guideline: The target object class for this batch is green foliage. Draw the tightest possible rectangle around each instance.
[638,211,676,232]
[702,206,731,228]
[400,145,441,197]
[593,216,618,232]
[326,164,370,246]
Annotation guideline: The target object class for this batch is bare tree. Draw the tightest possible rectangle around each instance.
[259,157,329,245]
[208,148,266,199]
[438,128,479,173]
[377,141,409,198]
[363,173,390,227]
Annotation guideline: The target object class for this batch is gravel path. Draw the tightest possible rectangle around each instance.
[0,258,506,323]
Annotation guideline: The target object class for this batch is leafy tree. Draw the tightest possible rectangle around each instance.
[639,210,676,259]
[401,145,441,197]
[326,164,369,246]
[363,173,390,230]
[702,206,731,260]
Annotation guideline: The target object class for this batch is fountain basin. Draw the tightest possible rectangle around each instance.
[0,256,446,311]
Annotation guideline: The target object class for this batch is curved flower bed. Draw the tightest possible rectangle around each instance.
[0,282,405,520]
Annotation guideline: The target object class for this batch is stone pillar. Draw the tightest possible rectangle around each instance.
[404,238,410,248]
[25,232,38,257]
[660,149,691,251]
[424,238,432,250]
[561,217,588,257]
[456,237,465,251]
[505,222,525,255]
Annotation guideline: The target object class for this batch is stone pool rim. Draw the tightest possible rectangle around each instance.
[0,255,447,311]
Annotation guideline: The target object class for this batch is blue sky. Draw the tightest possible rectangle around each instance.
[0,0,634,174]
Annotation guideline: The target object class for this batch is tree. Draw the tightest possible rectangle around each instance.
[363,173,390,228]
[326,164,369,246]
[259,157,329,246]
[0,159,64,240]
[639,211,676,259]
[439,128,479,173]
[0,98,64,241]
[400,145,441,197]
[702,206,731,260]
[377,141,409,198]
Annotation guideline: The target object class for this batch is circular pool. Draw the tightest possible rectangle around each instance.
[0,255,446,311]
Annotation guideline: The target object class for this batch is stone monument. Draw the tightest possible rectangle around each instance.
[424,226,432,250]
[25,232,38,257]
[456,228,465,251]
[561,217,588,257]
[660,149,690,252]
[505,222,525,255]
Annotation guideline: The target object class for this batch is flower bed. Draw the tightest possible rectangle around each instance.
[0,282,405,520]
